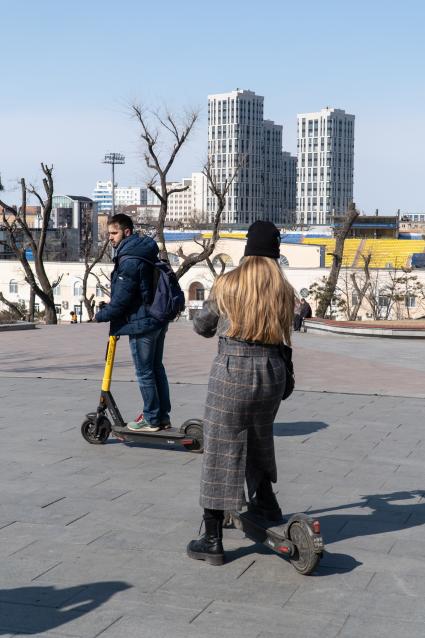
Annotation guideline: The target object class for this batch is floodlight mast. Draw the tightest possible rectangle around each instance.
[103,153,125,215]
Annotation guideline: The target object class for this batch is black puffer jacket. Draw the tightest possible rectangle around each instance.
[95,234,164,336]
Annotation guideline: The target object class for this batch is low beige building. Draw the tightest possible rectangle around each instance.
[1,235,424,322]
[0,237,322,320]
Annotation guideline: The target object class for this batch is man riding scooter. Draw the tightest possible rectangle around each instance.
[95,213,171,432]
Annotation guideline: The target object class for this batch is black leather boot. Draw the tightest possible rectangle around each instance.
[187,512,225,566]
[248,478,284,523]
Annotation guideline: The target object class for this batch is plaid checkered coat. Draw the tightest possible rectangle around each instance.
[193,300,286,511]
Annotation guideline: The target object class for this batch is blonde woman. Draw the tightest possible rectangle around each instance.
[187,220,295,566]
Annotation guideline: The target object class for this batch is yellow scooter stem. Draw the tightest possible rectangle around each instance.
[102,336,117,392]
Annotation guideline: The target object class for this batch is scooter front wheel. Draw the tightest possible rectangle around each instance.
[180,419,204,454]
[81,417,111,445]
[288,521,320,575]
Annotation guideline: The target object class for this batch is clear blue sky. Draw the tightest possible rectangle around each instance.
[1,0,424,214]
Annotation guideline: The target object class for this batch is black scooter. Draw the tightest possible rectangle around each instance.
[80,335,204,453]
[226,509,324,575]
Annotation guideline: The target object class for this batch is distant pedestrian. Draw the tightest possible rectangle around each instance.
[70,311,78,324]
[294,297,312,331]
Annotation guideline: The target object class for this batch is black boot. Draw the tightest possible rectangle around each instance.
[187,510,225,566]
[248,478,284,523]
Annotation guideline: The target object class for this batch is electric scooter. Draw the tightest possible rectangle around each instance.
[226,508,324,575]
[80,335,204,453]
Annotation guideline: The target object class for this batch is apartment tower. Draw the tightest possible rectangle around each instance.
[296,107,355,225]
[208,89,295,225]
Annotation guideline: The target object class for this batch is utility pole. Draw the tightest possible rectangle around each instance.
[103,153,125,215]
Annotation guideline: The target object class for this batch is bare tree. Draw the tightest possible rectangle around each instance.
[174,158,241,280]
[394,271,425,319]
[0,292,26,321]
[0,164,61,324]
[316,203,359,318]
[132,103,242,280]
[309,276,345,319]
[364,264,425,321]
[132,104,199,258]
[80,214,110,321]
[347,253,372,320]
[206,253,227,279]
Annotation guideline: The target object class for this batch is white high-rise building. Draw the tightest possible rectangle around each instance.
[208,89,264,225]
[191,172,208,219]
[207,89,293,225]
[282,152,297,225]
[166,172,208,223]
[115,186,147,207]
[296,107,355,225]
[92,181,147,212]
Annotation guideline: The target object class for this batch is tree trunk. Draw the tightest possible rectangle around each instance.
[349,254,372,320]
[316,203,359,318]
[28,288,35,322]
[34,253,57,324]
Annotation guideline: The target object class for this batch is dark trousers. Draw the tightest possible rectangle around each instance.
[129,326,171,425]
[294,314,302,331]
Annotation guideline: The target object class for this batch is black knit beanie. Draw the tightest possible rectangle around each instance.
[244,220,280,259]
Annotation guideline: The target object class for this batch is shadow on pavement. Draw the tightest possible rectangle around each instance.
[274,421,329,436]
[316,552,363,575]
[0,581,130,635]
[224,531,360,575]
[308,490,425,544]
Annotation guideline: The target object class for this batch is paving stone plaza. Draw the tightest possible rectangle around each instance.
[1,322,425,637]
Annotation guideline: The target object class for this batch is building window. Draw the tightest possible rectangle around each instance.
[95,284,104,298]
[405,295,416,308]
[73,281,83,297]
[55,304,62,315]
[188,281,205,302]
[9,279,18,294]
[378,292,390,308]
[53,284,61,297]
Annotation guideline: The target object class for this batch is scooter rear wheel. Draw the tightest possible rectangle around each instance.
[81,418,111,445]
[288,521,320,575]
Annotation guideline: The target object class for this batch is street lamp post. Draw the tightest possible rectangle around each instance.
[103,153,125,215]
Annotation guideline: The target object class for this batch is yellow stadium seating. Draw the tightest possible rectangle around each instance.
[203,233,425,269]
[302,238,362,267]
[354,239,425,269]
[302,237,425,269]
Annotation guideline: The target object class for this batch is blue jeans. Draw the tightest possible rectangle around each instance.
[129,326,171,426]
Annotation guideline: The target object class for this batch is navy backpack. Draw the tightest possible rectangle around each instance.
[119,255,185,323]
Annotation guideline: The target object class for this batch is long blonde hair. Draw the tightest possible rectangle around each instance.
[212,256,295,345]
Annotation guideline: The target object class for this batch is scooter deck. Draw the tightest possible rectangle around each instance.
[113,425,189,440]
[231,510,290,546]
